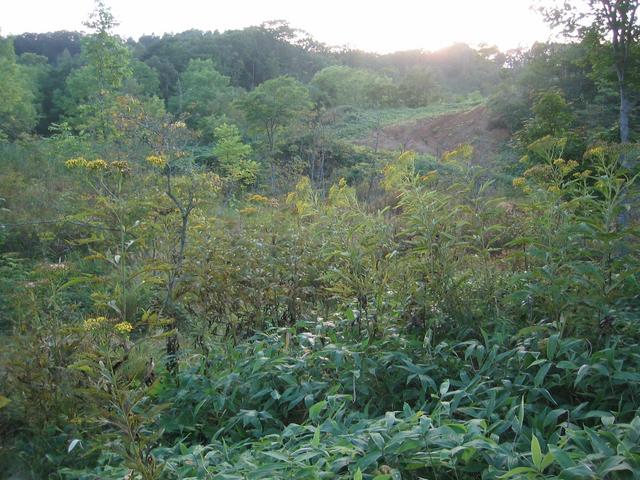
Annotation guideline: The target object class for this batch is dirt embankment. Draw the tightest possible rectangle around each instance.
[360,106,510,164]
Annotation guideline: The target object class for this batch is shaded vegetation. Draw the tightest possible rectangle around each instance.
[1,1,640,479]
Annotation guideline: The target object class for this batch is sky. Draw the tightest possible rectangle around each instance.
[1,0,554,53]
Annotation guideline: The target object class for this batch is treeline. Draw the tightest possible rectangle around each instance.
[2,2,640,185]
[4,23,502,136]
[5,29,639,148]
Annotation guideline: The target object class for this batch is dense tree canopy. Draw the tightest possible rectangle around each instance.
[168,58,238,136]
[0,38,38,139]
[544,0,640,145]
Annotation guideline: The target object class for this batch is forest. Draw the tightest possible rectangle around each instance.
[0,0,639,478]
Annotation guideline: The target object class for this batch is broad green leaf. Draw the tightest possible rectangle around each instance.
[531,434,542,471]
[540,451,555,471]
[439,379,450,396]
[309,400,327,422]
[499,466,538,478]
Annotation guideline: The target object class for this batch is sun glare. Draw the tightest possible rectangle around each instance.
[1,0,551,52]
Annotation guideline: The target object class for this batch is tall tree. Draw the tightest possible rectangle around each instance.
[212,122,258,196]
[59,0,132,138]
[168,59,237,137]
[0,38,38,139]
[238,76,312,190]
[544,0,639,144]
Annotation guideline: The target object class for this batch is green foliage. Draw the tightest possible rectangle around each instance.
[239,76,313,148]
[396,67,441,107]
[238,76,313,189]
[56,1,133,138]
[311,65,396,108]
[327,99,481,141]
[58,327,640,479]
[2,124,639,480]
[0,38,38,139]
[519,89,574,144]
[212,122,258,191]
[168,58,238,137]
[123,59,161,97]
[2,5,640,479]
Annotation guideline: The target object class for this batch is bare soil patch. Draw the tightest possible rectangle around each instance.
[360,106,509,163]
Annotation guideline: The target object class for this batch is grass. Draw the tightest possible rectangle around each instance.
[328,97,485,141]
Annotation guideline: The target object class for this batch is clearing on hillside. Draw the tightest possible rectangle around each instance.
[359,105,509,163]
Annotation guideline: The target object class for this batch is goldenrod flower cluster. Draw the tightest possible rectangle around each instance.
[65,157,89,169]
[442,144,473,163]
[247,194,273,205]
[86,159,108,170]
[202,172,222,192]
[114,321,133,334]
[584,146,606,159]
[65,157,110,171]
[523,164,553,180]
[574,169,592,179]
[512,177,526,188]
[553,158,579,176]
[83,316,109,331]
[146,155,167,168]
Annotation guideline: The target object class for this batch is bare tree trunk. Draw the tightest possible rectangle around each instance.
[163,171,194,375]
[320,147,326,193]
[269,159,276,193]
[619,80,631,146]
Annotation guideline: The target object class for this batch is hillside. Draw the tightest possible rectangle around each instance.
[359,105,509,162]
[2,1,640,479]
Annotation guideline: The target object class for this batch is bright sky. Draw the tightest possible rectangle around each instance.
[1,0,553,53]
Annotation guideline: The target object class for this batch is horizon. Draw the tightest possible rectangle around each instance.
[1,0,555,54]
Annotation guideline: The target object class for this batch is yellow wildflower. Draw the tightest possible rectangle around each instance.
[512,177,526,188]
[114,321,133,334]
[561,160,579,175]
[247,194,271,204]
[146,155,167,168]
[442,144,473,163]
[584,146,606,159]
[86,159,108,170]
[65,157,88,169]
[83,316,108,331]
[524,164,553,179]
[553,158,566,167]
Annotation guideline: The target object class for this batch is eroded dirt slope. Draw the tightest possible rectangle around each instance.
[360,105,509,163]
